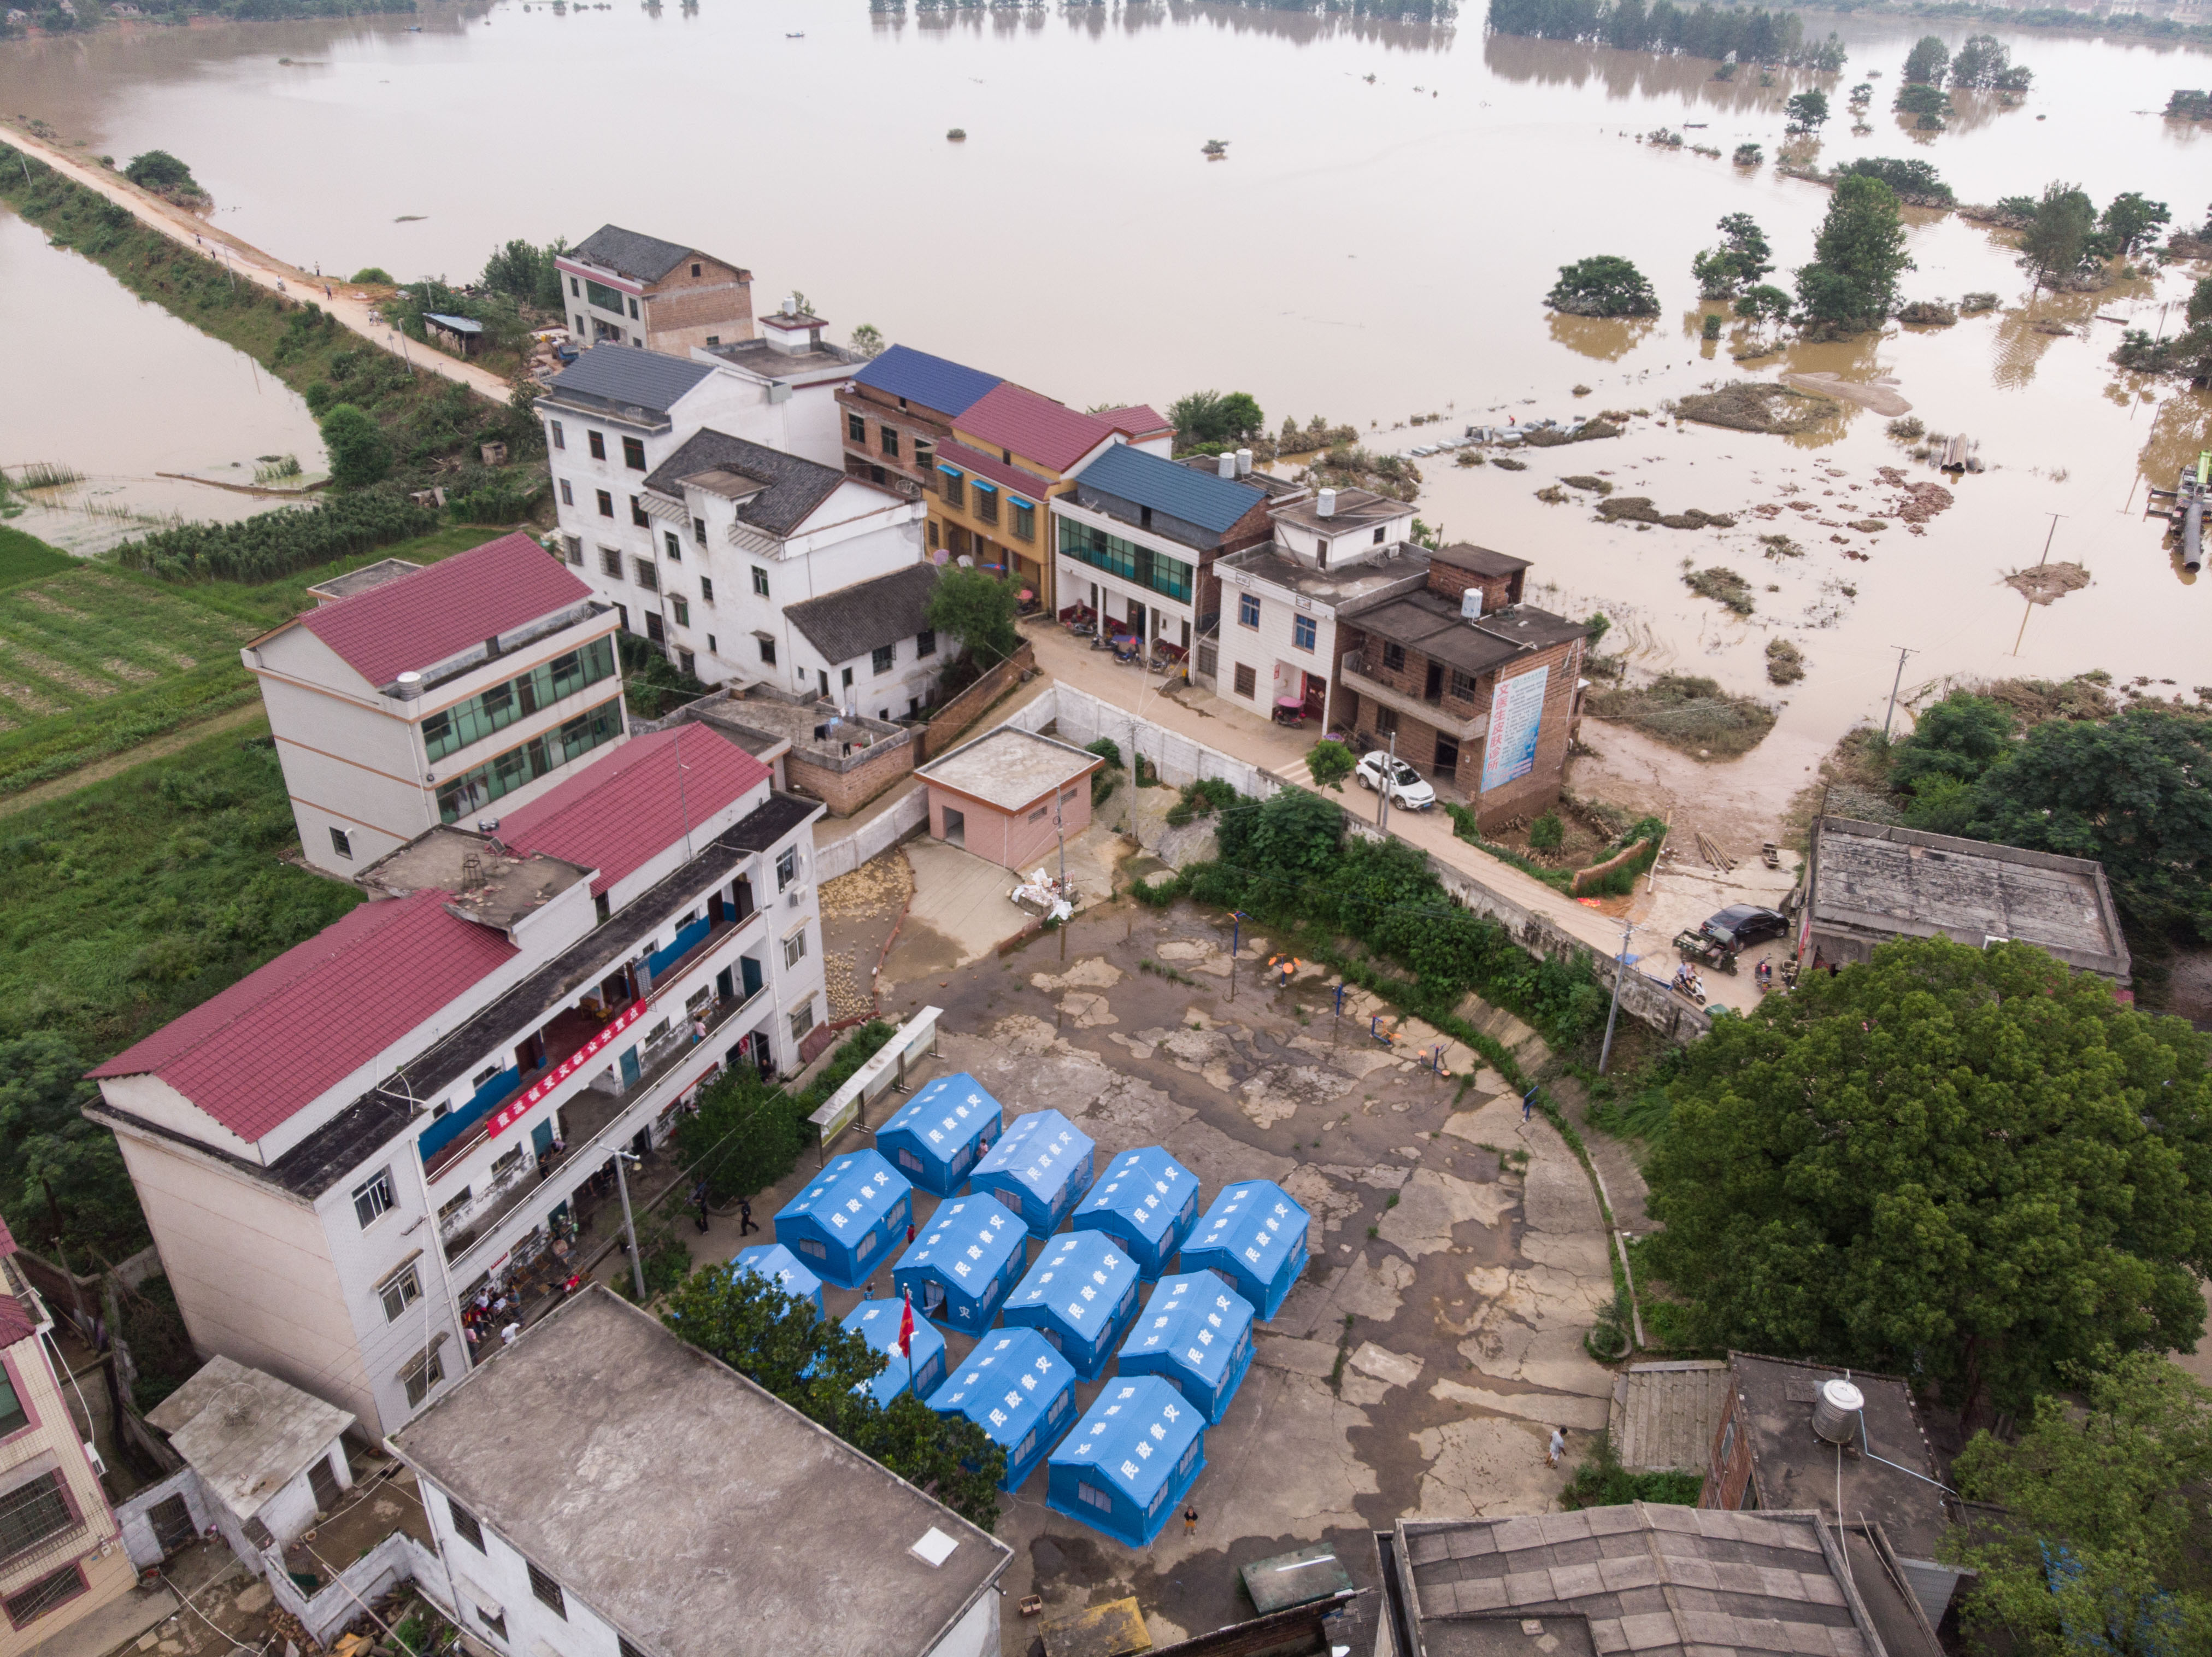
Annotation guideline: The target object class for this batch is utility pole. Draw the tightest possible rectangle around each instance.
[1879,646,1916,744]
[2033,512,2065,569]
[613,1150,646,1301]
[1378,729,1398,833]
[1055,793,1067,962]
[1597,919,1636,1076]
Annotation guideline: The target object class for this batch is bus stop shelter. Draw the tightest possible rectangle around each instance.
[1046,1376,1206,1549]
[970,1108,1096,1238]
[927,1327,1079,1491]
[1002,1231,1142,1380]
[875,1072,1002,1196]
[773,1149,914,1289]
[893,1196,1027,1334]
[1116,1271,1255,1423]
[842,1298,947,1405]
[1180,1179,1309,1320]
[731,1242,825,1317]
[1072,1145,1201,1279]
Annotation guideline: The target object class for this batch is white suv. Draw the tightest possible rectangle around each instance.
[1354,751,1436,810]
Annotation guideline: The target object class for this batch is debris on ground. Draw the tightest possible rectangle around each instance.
[1536,484,1568,503]
[1011,867,1076,921]
[1491,455,1529,471]
[1522,419,1622,447]
[819,850,916,919]
[1874,467,1955,531]
[1672,381,1839,434]
[1758,533,1803,559]
[1684,566,1756,615]
[1560,474,1613,495]
[1848,519,1889,533]
[1598,496,1740,530]
[2002,561,2093,605]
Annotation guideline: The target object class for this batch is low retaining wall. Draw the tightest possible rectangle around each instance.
[1571,836,1652,896]
[921,643,1035,759]
[267,1530,451,1645]
[812,784,928,882]
[1004,683,1278,798]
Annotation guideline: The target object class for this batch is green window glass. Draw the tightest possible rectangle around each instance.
[584,279,627,314]
[436,695,625,824]
[420,637,616,762]
[1055,518,1191,603]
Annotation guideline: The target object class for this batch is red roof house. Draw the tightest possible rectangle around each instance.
[954,384,1124,476]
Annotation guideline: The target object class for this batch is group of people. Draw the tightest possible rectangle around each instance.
[461,1287,523,1358]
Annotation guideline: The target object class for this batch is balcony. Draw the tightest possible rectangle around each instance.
[1339,651,1491,742]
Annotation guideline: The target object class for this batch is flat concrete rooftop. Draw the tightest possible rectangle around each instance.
[917,725,1101,813]
[146,1355,354,1520]
[357,827,592,930]
[694,690,903,765]
[1219,544,1428,612]
[306,559,422,604]
[389,1286,1009,1657]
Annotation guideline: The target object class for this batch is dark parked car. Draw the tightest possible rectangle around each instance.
[1700,904,1786,949]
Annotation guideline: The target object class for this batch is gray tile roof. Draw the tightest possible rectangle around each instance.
[642,430,849,538]
[571,224,734,284]
[784,563,939,668]
[544,345,715,421]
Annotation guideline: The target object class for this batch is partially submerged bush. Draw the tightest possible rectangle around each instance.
[1587,673,1778,759]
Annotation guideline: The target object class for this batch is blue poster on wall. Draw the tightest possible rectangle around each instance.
[1480,665,1548,794]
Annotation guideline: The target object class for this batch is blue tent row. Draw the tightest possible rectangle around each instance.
[1117,1272,1255,1424]
[731,1243,825,1316]
[1181,1179,1309,1320]
[1003,1231,1141,1381]
[774,1150,914,1289]
[895,1196,1027,1334]
[1073,1146,1201,1279]
[876,1072,1002,1196]
[970,1109,1095,1238]
[1046,1376,1206,1548]
[928,1328,1079,1491]
[843,1298,947,1405]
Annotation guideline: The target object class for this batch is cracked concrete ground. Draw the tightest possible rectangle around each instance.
[790,897,1633,1650]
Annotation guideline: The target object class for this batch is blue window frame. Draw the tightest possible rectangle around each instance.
[1237,594,1260,629]
[1292,614,1317,652]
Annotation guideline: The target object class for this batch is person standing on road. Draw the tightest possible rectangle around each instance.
[1547,1426,1567,1467]
[738,1197,758,1236]
[1183,1506,1199,1537]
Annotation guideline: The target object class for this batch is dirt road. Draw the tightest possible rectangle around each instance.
[3,120,513,404]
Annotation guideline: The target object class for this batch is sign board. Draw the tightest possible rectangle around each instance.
[809,1006,943,1149]
[1480,665,1549,794]
[488,1001,644,1140]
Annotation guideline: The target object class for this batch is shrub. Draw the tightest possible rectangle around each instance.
[113,492,438,583]
[123,149,200,194]
[1528,813,1564,851]
[349,266,394,285]
[1306,738,1354,788]
[320,403,392,487]
[1546,255,1659,318]
[1084,736,1123,769]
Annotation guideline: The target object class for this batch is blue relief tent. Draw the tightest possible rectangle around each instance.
[1072,1146,1202,1279]
[1046,1376,1207,1549]
[1116,1272,1256,1424]
[892,1196,1027,1335]
[773,1149,914,1289]
[731,1243,825,1317]
[875,1072,1003,1196]
[1180,1179,1310,1321]
[969,1109,1096,1238]
[1002,1231,1142,1382]
[927,1327,1080,1493]
[842,1298,947,1406]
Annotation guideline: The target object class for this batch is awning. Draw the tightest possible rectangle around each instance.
[459,1579,503,1620]
[972,479,998,493]
[1009,494,1036,510]
[937,463,965,478]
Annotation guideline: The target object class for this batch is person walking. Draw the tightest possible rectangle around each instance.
[907,1219,917,1246]
[691,1178,712,1235]
[738,1197,758,1236]
[1183,1506,1198,1537]
[1547,1426,1567,1468]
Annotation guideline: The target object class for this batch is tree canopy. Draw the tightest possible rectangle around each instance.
[1794,173,1913,330]
[2101,192,2172,259]
[1165,390,1265,451]
[1902,33,1949,84]
[1948,1352,2212,1655]
[1691,214,1774,299]
[1783,89,1828,131]
[1640,935,2212,1419]
[124,150,200,193]
[925,565,1021,665]
[1838,155,1951,204]
[319,403,392,488]
[480,237,567,311]
[1546,255,1660,318]
[2020,181,2098,292]
[1948,33,2032,92]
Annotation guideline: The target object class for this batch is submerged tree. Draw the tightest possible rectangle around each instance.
[1948,32,2032,92]
[2101,192,2172,260]
[2020,180,2098,292]
[1793,173,1912,330]
[1546,255,1660,317]
[1691,214,1774,299]
[1901,33,1949,85]
[1783,89,1829,131]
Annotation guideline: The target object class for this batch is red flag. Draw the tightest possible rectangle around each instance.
[898,1287,915,1356]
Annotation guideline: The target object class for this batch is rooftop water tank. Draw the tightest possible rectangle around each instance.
[1811,1378,1864,1446]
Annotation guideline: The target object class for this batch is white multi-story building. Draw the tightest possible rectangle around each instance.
[247,534,628,878]
[86,724,828,1437]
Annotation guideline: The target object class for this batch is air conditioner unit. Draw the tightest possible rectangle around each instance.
[787,888,807,909]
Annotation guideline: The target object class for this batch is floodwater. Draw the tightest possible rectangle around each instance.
[1,1,2206,778]
[0,206,325,551]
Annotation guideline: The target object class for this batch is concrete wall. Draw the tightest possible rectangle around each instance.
[269,1528,451,1646]
[785,736,914,818]
[115,1468,219,1570]
[920,644,1035,760]
[926,1586,1001,1657]
[813,786,929,882]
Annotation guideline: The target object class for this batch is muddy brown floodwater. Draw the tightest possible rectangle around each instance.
[1,1,2206,810]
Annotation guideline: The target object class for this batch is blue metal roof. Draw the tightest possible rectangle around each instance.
[1187,1179,1307,1281]
[851,345,1003,418]
[843,1298,946,1401]
[1052,1376,1204,1508]
[1078,1147,1199,1250]
[776,1150,909,1231]
[973,1109,1093,1203]
[878,1073,999,1162]
[1120,1272,1254,1391]
[731,1243,822,1304]
[545,343,714,416]
[1073,443,1267,536]
[901,1196,1026,1284]
[1007,1231,1138,1335]
[930,1328,1075,1448]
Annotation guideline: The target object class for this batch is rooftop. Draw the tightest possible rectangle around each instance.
[289,533,597,690]
[1810,817,2129,980]
[849,344,1003,418]
[1351,592,1587,678]
[784,563,939,668]
[541,345,717,425]
[1726,1353,1948,1562]
[684,689,905,768]
[1180,454,1309,502]
[389,1287,1010,1657]
[643,428,856,538]
[1074,443,1269,536]
[936,439,1055,502]
[1393,1504,1941,1657]
[1272,485,1410,534]
[956,383,1119,475]
[88,890,518,1146]
[147,1355,355,1521]
[567,225,743,286]
[916,726,1103,813]
[1429,542,1533,578]
[1609,1360,1730,1474]
[1219,543,1428,612]
[305,558,421,605]
[704,334,860,380]
[355,828,593,930]
[1093,403,1174,440]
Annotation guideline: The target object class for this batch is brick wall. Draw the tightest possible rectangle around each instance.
[1471,638,1582,830]
[922,643,1036,759]
[1701,1389,1756,1510]
[1424,561,1520,615]
[785,736,916,818]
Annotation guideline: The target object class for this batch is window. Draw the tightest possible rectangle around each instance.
[974,484,998,526]
[1292,614,1317,652]
[601,545,622,576]
[664,530,681,561]
[0,1471,74,1560]
[1374,706,1398,738]
[401,1343,445,1407]
[880,426,900,459]
[673,596,690,627]
[596,490,614,519]
[693,516,708,547]
[691,261,703,278]
[915,628,936,658]
[679,649,696,677]
[796,1237,826,1260]
[1028,805,1048,823]
[378,1261,422,1323]
[563,538,583,566]
[872,644,895,675]
[308,1454,344,1514]
[1233,663,1256,699]
[699,576,714,605]
[1237,593,1260,629]
[569,276,580,297]
[352,1169,395,1229]
[1450,668,1476,701]
[1010,498,1035,542]
[3,1565,85,1627]
[645,612,665,646]
[628,297,640,320]
[1315,537,1331,567]
[436,698,625,824]
[1056,518,1193,603]
[634,560,660,592]
[584,278,624,313]
[914,438,934,471]
[707,634,717,654]
[940,469,964,510]
[587,431,606,461]
[558,479,573,507]
[328,826,353,860]
[1382,641,1406,673]
[759,636,776,666]
[788,1001,815,1043]
[526,1561,567,1619]
[479,1608,507,1642]
[751,566,770,598]
[1076,1483,1113,1513]
[630,496,649,528]
[619,1638,651,1657]
[847,412,866,444]
[0,1372,25,1437]
[841,667,854,690]
[622,436,646,471]
[550,420,565,450]
[784,928,808,968]
[776,846,799,891]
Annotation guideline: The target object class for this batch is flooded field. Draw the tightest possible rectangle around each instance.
[0,0,2205,782]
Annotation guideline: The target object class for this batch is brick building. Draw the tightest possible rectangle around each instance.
[555,226,752,356]
[837,345,1005,499]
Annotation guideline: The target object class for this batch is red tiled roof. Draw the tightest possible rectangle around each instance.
[1095,404,1173,439]
[936,441,1057,502]
[296,533,595,689]
[0,1214,15,1257]
[955,384,1121,475]
[496,726,770,897]
[89,892,518,1144]
[0,1291,31,1351]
